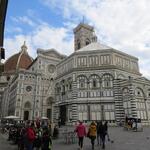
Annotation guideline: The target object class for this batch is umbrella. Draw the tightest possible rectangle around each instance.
[41,116,48,120]
[4,115,20,119]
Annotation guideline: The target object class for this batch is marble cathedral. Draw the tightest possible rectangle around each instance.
[1,23,150,125]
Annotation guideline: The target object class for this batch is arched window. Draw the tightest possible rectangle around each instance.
[102,74,113,88]
[135,88,144,99]
[69,83,72,90]
[93,80,97,88]
[78,42,80,49]
[62,85,65,95]
[89,74,100,88]
[77,40,81,49]
[24,101,31,109]
[60,80,66,95]
[80,82,84,88]
[101,74,113,97]
[77,75,87,89]
[47,97,53,105]
[67,77,72,91]
[85,39,90,45]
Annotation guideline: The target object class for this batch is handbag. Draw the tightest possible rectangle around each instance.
[87,130,91,139]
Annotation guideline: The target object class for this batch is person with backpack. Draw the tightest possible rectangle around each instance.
[25,123,36,150]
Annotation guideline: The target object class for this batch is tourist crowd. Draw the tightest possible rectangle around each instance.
[6,119,58,150]
[75,121,110,150]
[1,119,111,150]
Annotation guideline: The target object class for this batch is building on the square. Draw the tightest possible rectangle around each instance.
[1,22,150,126]
[0,42,33,118]
[54,23,150,125]
[1,42,65,120]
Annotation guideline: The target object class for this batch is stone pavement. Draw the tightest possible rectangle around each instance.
[1,127,150,150]
[52,126,150,150]
[0,133,16,150]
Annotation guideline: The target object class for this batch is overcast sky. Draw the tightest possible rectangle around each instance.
[4,0,150,79]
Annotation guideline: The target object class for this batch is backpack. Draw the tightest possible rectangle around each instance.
[27,128,35,142]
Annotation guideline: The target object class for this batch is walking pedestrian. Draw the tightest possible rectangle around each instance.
[53,125,59,139]
[104,121,110,141]
[88,121,97,150]
[97,121,103,145]
[100,121,108,149]
[42,128,52,150]
[34,127,42,150]
[75,121,86,150]
[25,123,36,150]
[18,126,26,150]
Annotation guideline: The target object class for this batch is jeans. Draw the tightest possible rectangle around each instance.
[97,134,102,145]
[78,137,84,148]
[101,134,106,149]
[90,136,96,150]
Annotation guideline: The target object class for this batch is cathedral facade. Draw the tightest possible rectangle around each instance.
[0,43,65,121]
[1,23,150,126]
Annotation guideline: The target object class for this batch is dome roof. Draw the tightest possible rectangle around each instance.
[4,42,33,73]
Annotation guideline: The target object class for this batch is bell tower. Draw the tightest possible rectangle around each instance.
[73,23,97,51]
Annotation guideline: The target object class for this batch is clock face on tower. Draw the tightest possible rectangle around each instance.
[26,86,32,92]
[48,64,56,74]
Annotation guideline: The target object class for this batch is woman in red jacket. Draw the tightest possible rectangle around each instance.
[75,121,86,150]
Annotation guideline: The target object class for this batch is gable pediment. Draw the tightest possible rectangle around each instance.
[37,48,66,59]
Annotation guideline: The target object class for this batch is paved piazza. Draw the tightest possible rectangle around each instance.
[0,127,150,150]
[53,127,150,150]
[0,133,16,150]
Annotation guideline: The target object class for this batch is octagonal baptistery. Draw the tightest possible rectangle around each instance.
[55,41,145,125]
[56,42,141,77]
[4,42,33,73]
